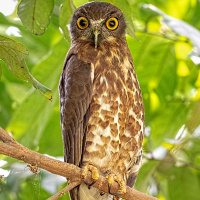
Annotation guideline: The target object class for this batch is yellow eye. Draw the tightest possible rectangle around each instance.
[106,17,118,30]
[77,17,89,29]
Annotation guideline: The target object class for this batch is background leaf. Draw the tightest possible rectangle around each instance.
[168,167,200,200]
[0,35,52,100]
[0,64,1,80]
[17,0,54,35]
[59,0,76,42]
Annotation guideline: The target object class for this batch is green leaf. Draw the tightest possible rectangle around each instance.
[0,82,13,128]
[135,160,159,193]
[7,38,68,150]
[186,101,200,133]
[17,0,54,35]
[39,108,62,156]
[29,74,52,101]
[140,4,166,19]
[59,0,76,42]
[18,176,50,199]
[0,35,52,100]
[141,4,200,63]
[0,35,29,80]
[106,0,136,38]
[0,63,2,80]
[162,17,200,56]
[168,167,200,200]
[151,102,191,147]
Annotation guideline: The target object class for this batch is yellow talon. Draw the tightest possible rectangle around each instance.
[107,174,127,196]
[81,164,99,187]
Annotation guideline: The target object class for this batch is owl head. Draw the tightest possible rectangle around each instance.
[70,1,126,48]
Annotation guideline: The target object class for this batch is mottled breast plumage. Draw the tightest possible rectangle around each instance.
[81,39,144,184]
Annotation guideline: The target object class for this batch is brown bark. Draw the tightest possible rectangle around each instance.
[0,127,158,200]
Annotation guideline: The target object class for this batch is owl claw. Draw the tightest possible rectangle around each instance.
[106,174,126,196]
[81,164,99,188]
[100,191,105,196]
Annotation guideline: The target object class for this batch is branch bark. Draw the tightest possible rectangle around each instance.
[0,127,158,200]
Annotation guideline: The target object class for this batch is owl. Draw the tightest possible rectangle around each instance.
[59,1,144,200]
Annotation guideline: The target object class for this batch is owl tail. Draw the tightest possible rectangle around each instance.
[69,187,79,200]
[78,183,113,200]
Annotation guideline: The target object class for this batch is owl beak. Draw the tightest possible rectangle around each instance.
[93,28,100,49]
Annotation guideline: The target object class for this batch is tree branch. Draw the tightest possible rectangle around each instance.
[0,127,158,200]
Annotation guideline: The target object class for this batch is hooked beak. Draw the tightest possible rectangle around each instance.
[93,28,100,49]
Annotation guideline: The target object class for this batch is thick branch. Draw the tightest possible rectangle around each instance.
[0,127,158,200]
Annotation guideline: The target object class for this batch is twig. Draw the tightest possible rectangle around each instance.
[47,181,81,200]
[0,127,158,200]
[143,154,200,170]
[136,29,190,44]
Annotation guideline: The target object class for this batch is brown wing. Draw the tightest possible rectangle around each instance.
[126,53,144,188]
[59,54,92,200]
[59,53,92,167]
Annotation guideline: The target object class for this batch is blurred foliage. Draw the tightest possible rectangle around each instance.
[0,0,200,200]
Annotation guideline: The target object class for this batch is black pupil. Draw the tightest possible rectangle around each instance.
[80,19,86,27]
[109,20,116,27]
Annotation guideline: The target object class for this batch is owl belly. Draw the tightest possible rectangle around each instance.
[82,57,144,180]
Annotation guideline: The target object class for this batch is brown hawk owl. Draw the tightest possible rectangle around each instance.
[59,2,144,200]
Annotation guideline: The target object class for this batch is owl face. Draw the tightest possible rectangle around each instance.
[70,2,126,48]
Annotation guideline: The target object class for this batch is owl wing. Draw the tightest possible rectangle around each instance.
[59,53,92,167]
[126,54,144,188]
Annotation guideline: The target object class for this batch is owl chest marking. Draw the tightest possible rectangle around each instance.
[83,48,144,173]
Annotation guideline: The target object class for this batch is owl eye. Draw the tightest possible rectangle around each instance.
[106,17,118,30]
[77,17,89,29]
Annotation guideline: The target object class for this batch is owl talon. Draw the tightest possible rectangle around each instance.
[106,174,126,196]
[100,191,105,196]
[81,164,99,187]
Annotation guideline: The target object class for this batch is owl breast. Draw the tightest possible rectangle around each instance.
[82,44,144,181]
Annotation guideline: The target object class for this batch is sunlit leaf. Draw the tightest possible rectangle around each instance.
[162,17,200,54]
[0,35,52,100]
[150,91,160,111]
[141,4,200,63]
[177,60,190,77]
[175,42,192,59]
[17,0,54,35]
[192,88,200,101]
[186,101,200,133]
[195,70,200,87]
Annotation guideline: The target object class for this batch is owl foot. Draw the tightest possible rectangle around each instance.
[81,164,99,188]
[106,174,126,196]
[100,191,105,196]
